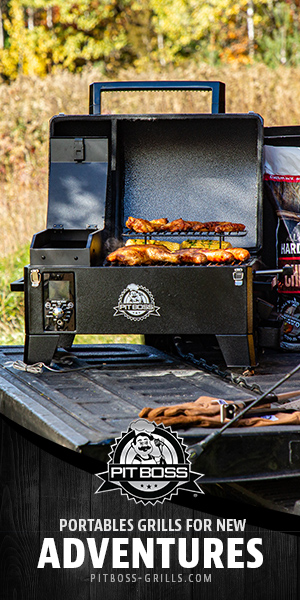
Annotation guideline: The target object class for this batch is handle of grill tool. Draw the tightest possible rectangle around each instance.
[89,81,226,115]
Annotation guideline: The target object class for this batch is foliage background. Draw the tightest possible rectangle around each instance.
[1,1,300,78]
[2,1,300,345]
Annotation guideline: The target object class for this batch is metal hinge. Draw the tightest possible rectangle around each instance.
[30,269,41,287]
[73,138,85,162]
[233,268,244,286]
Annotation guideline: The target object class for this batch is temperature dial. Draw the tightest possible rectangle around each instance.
[52,306,64,319]
[44,300,75,331]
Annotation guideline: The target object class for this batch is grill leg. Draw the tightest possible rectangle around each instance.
[216,334,256,368]
[144,334,175,354]
[24,334,60,365]
[58,333,75,351]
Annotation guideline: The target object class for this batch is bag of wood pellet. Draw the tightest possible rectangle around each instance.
[264,145,300,350]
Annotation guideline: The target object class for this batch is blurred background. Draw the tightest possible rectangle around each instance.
[1,0,300,345]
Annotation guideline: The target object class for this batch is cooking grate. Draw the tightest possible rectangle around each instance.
[123,229,248,238]
[104,260,254,267]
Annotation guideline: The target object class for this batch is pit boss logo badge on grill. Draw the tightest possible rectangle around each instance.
[95,419,203,505]
[113,283,160,321]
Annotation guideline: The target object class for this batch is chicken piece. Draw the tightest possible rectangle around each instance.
[149,218,168,230]
[144,245,180,263]
[174,249,208,264]
[214,222,246,233]
[160,218,191,232]
[125,217,169,233]
[125,217,155,233]
[201,221,227,232]
[106,245,152,265]
[199,221,246,233]
[200,222,216,232]
[229,248,250,261]
[107,245,180,265]
[185,221,207,232]
[200,249,235,263]
[107,244,249,265]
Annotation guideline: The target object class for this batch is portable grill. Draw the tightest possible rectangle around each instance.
[14,81,272,367]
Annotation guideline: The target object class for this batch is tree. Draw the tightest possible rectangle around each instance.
[0,0,9,49]
[1,1,300,80]
[254,1,300,66]
[0,0,156,78]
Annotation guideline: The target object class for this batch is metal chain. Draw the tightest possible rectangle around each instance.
[174,345,263,395]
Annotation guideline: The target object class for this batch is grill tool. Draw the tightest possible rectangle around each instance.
[188,362,300,461]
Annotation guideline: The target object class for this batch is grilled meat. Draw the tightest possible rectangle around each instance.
[125,216,168,233]
[229,247,250,261]
[214,222,246,233]
[108,244,250,265]
[177,245,250,263]
[184,221,206,232]
[174,249,208,264]
[145,246,181,263]
[126,216,246,234]
[107,245,180,265]
[188,221,246,233]
[106,245,152,265]
[160,218,191,232]
[149,218,168,230]
[107,245,210,265]
[200,248,250,263]
[200,249,235,263]
[125,217,154,233]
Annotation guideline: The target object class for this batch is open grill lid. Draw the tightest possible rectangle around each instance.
[119,113,263,250]
[47,110,263,249]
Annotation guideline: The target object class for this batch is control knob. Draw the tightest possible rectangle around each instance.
[52,306,65,319]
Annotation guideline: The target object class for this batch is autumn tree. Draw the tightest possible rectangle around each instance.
[1,1,300,80]
[0,0,140,78]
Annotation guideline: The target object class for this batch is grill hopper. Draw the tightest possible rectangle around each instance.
[23,92,264,366]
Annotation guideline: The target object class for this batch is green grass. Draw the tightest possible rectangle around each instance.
[0,246,143,347]
[0,246,28,345]
[74,334,143,345]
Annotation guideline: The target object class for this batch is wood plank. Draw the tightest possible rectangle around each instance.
[244,524,298,599]
[38,438,92,599]
[0,416,40,599]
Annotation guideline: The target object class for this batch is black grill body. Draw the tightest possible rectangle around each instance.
[22,82,264,366]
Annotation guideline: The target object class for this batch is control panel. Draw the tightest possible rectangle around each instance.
[43,272,75,331]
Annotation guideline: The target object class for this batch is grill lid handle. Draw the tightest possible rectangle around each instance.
[89,80,225,115]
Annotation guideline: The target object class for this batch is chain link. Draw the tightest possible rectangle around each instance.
[175,346,264,395]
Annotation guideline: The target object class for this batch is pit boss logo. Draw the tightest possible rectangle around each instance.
[113,283,160,321]
[95,419,203,505]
